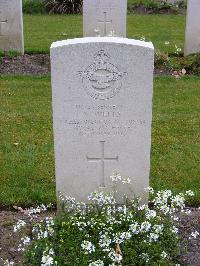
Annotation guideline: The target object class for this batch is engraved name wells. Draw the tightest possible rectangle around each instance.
[64,104,147,137]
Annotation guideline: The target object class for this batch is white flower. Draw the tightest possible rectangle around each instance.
[3,260,14,266]
[113,231,131,244]
[145,186,154,194]
[25,204,49,217]
[88,190,115,206]
[181,209,191,215]
[41,254,54,266]
[81,240,95,254]
[21,236,31,245]
[153,224,163,234]
[175,44,182,53]
[185,190,195,197]
[149,232,159,242]
[159,205,170,215]
[99,233,111,252]
[40,204,48,211]
[110,173,122,182]
[171,226,178,234]
[129,222,140,234]
[121,177,131,184]
[190,230,199,239]
[108,250,122,263]
[89,260,104,266]
[171,194,185,209]
[48,248,54,255]
[140,36,146,41]
[140,221,151,232]
[146,210,157,220]
[140,253,149,262]
[161,251,168,259]
[138,204,148,211]
[165,41,170,45]
[14,219,26,232]
[173,216,179,221]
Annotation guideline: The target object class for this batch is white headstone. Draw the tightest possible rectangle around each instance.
[0,0,24,54]
[184,0,200,56]
[83,0,127,37]
[51,37,154,203]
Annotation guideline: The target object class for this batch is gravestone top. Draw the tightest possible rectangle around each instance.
[0,0,24,54]
[51,37,154,49]
[51,37,154,203]
[83,0,127,37]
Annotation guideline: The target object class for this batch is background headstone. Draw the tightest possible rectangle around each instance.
[0,0,24,54]
[51,37,154,203]
[184,0,200,56]
[83,0,127,37]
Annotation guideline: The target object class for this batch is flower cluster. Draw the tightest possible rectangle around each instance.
[12,174,198,266]
[41,247,56,266]
[13,219,26,232]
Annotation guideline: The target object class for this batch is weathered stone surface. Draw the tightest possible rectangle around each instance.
[184,0,200,56]
[51,37,154,203]
[83,0,127,37]
[0,0,24,54]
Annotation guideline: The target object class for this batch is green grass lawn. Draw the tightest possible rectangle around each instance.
[0,75,199,207]
[24,14,185,54]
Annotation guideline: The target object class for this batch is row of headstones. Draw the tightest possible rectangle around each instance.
[0,0,199,56]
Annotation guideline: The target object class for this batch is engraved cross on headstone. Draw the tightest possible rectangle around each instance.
[0,19,7,36]
[97,12,112,36]
[86,141,118,187]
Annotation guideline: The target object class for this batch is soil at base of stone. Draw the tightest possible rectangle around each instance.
[0,54,172,76]
[0,54,50,75]
[128,5,186,15]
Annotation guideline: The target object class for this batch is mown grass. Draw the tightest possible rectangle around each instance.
[24,14,185,54]
[0,76,199,207]
[151,76,200,206]
[0,76,55,207]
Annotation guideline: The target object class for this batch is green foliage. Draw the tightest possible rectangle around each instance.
[127,0,186,15]
[23,186,185,265]
[128,0,186,9]
[155,52,200,75]
[0,50,21,58]
[180,54,200,75]
[155,50,171,70]
[44,0,83,14]
[22,0,186,15]
[23,0,46,14]
[129,0,168,9]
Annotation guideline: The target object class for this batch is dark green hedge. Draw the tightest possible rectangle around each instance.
[23,0,47,14]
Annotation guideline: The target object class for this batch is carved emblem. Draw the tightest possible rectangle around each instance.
[79,50,127,100]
